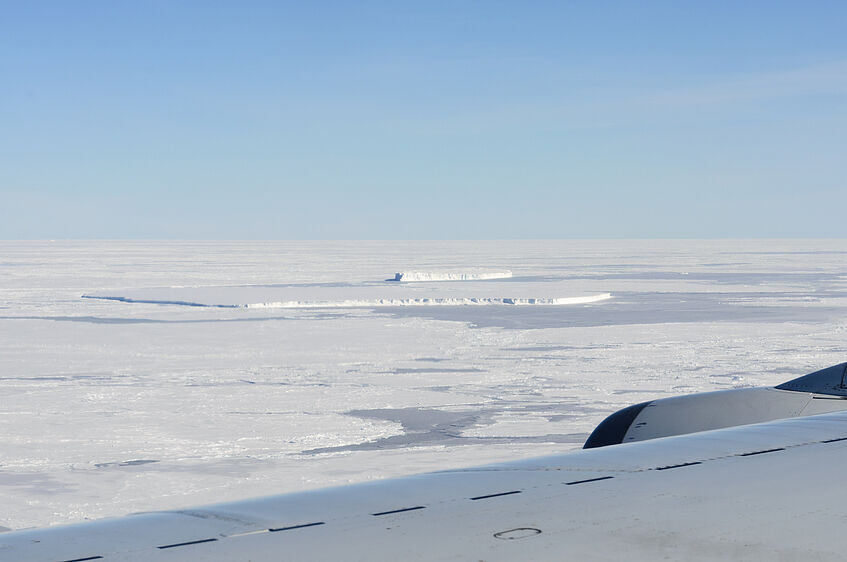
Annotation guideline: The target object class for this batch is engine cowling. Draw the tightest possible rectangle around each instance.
[584,362,847,449]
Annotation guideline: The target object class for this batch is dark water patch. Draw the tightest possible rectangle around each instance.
[425,385,454,392]
[348,407,480,434]
[82,295,241,308]
[305,432,588,454]
[95,459,159,468]
[303,404,590,454]
[392,368,485,374]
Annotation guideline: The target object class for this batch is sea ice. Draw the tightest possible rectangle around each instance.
[1,239,846,530]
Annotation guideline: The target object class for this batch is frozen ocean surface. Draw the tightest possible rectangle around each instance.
[1,239,846,530]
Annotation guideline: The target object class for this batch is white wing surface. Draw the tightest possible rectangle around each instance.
[4,406,847,561]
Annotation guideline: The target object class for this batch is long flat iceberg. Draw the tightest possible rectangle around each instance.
[82,283,611,310]
[246,294,611,308]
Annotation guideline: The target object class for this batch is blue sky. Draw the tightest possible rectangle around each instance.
[2,1,846,239]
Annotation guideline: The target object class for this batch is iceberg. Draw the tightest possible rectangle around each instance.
[82,278,612,310]
[246,294,611,308]
[389,270,512,282]
[83,293,612,309]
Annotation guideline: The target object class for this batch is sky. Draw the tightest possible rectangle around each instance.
[2,1,846,239]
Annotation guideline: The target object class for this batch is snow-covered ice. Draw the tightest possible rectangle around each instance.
[1,239,846,530]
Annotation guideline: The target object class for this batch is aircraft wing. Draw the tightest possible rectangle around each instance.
[4,405,847,561]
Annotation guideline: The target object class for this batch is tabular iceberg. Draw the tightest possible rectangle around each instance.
[390,270,512,282]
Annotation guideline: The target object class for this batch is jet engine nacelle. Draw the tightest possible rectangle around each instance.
[584,362,847,448]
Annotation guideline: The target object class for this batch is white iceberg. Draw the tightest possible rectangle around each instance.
[390,270,512,282]
[246,294,611,308]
